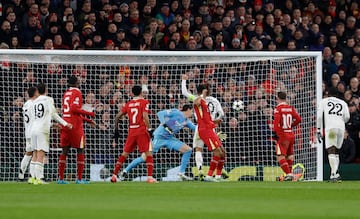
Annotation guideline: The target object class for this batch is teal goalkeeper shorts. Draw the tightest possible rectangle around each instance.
[152,136,185,153]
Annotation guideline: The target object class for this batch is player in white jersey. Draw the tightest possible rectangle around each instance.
[30,83,72,185]
[18,87,39,181]
[317,87,350,182]
[181,74,227,180]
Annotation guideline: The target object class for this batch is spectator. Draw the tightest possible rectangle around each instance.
[76,0,92,28]
[6,11,21,34]
[0,20,12,46]
[21,15,44,47]
[340,130,357,164]
[349,77,360,97]
[155,3,174,27]
[211,18,231,45]
[22,3,40,28]
[186,36,197,50]
[347,102,360,159]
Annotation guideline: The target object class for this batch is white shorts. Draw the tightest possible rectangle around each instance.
[325,128,344,149]
[25,137,34,152]
[31,132,50,153]
[192,128,205,149]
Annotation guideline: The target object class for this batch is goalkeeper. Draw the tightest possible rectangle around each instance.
[181,74,228,180]
[116,104,196,181]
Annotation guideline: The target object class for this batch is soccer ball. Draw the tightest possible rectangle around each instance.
[232,100,244,111]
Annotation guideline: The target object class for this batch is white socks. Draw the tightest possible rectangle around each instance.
[195,151,203,171]
[29,161,36,178]
[34,162,44,180]
[328,154,339,176]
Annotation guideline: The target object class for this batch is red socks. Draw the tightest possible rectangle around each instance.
[208,155,220,176]
[216,156,225,176]
[286,159,293,171]
[279,159,291,174]
[146,156,154,176]
[77,154,85,180]
[113,155,126,175]
[58,154,66,180]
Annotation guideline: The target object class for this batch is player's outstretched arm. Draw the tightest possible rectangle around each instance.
[81,116,96,127]
[181,74,196,102]
[49,97,71,128]
[71,105,95,117]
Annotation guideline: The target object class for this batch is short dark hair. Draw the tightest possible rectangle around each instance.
[132,85,142,96]
[277,91,287,100]
[27,87,37,98]
[68,75,78,86]
[181,104,192,111]
[37,83,46,95]
[196,84,208,95]
[327,87,339,97]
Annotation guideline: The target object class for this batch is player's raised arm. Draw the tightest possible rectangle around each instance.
[181,74,196,102]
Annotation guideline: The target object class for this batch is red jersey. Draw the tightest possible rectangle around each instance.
[62,87,93,131]
[194,98,216,130]
[273,102,302,136]
[122,98,150,136]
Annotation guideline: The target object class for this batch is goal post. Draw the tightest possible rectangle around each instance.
[0,50,323,182]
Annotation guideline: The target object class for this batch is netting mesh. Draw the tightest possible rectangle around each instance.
[0,50,320,181]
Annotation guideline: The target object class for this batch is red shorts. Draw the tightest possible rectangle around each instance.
[123,132,152,153]
[275,133,295,156]
[198,128,222,151]
[60,129,85,149]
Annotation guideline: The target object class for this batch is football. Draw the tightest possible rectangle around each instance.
[232,100,244,111]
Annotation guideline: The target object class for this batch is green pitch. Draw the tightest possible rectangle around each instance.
[1,181,360,219]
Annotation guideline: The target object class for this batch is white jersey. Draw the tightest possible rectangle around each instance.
[205,96,224,120]
[317,96,350,131]
[23,99,35,138]
[31,95,68,134]
[181,79,224,120]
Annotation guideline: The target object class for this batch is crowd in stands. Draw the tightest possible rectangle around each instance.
[1,0,360,166]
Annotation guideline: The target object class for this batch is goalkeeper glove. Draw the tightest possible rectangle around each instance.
[217,131,227,141]
[316,129,322,143]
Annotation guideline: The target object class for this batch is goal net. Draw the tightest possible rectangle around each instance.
[0,50,323,182]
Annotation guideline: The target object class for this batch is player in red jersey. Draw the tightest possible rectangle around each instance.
[193,84,226,182]
[111,85,157,183]
[273,91,302,181]
[58,75,96,184]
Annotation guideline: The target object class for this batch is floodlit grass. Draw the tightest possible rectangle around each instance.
[1,181,360,219]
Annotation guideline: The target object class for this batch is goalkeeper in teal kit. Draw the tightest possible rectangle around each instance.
[119,104,196,181]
